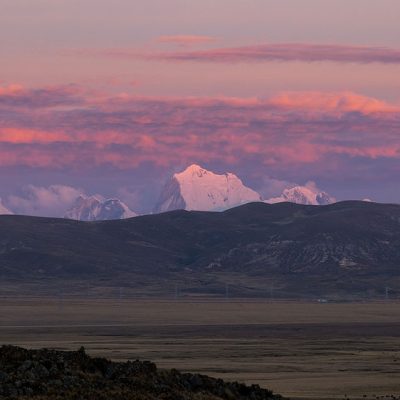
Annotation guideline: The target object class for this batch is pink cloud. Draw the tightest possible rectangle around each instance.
[0,86,399,171]
[0,128,71,144]
[156,35,217,46]
[269,92,400,114]
[0,84,24,95]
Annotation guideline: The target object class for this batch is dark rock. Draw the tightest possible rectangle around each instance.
[0,371,8,382]
[0,345,283,400]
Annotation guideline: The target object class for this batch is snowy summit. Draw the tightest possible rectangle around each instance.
[154,164,262,213]
[64,195,137,221]
[266,182,335,206]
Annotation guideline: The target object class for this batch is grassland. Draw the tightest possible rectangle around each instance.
[0,298,399,399]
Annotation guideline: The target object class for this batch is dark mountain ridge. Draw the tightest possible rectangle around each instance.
[1,201,400,299]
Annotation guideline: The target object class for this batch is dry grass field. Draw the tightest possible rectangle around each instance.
[0,298,399,399]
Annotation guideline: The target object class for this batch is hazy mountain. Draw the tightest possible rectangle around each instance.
[154,164,261,213]
[1,201,400,299]
[64,195,137,221]
[267,182,335,205]
[0,199,12,215]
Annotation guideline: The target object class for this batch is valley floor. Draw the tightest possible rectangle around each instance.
[0,298,399,399]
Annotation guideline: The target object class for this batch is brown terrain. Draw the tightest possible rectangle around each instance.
[0,298,399,399]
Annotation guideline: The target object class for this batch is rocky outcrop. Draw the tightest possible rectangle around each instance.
[0,345,282,400]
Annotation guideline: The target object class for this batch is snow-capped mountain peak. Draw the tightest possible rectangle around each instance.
[184,163,207,175]
[154,164,261,213]
[64,195,137,221]
[266,182,335,206]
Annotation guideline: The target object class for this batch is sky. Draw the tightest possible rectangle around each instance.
[0,0,400,215]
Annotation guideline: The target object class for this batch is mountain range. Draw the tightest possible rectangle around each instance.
[1,164,338,220]
[155,164,336,213]
[0,201,399,299]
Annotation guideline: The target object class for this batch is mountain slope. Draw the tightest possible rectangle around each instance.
[64,195,137,221]
[1,201,400,298]
[154,164,261,212]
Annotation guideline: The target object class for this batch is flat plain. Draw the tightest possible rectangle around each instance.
[0,298,399,399]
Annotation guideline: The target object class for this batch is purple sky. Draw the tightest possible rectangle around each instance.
[0,0,400,215]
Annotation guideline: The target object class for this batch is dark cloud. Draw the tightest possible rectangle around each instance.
[146,43,400,64]
[0,85,85,109]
